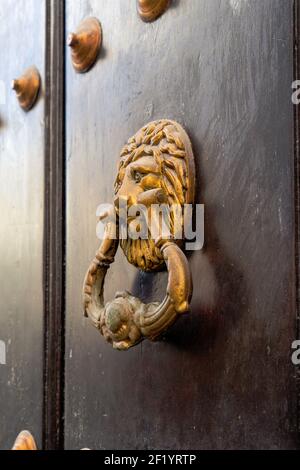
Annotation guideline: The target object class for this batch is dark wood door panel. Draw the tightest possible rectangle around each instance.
[0,0,46,449]
[65,0,297,449]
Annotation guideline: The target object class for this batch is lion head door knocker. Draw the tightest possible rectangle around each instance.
[83,119,195,350]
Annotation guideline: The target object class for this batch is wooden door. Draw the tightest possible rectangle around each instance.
[0,0,298,451]
[0,0,46,449]
[65,0,299,449]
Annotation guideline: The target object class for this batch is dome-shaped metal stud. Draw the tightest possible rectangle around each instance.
[11,66,40,111]
[12,431,37,450]
[68,17,102,73]
[137,0,170,22]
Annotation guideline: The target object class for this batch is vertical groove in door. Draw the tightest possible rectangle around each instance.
[43,0,66,450]
[294,0,300,443]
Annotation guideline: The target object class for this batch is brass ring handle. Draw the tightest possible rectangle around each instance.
[83,221,192,350]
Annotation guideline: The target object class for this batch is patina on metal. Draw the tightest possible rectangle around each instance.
[137,0,170,22]
[11,66,40,111]
[83,120,195,350]
[68,17,102,73]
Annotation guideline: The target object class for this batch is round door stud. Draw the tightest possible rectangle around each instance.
[11,66,41,111]
[137,0,170,22]
[68,17,102,73]
[12,431,37,450]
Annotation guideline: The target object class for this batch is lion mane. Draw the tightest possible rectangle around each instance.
[114,119,191,271]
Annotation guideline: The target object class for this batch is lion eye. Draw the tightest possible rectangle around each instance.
[132,170,142,183]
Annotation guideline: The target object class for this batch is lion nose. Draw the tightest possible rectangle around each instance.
[114,195,133,218]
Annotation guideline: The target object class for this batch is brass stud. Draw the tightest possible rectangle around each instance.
[137,0,170,22]
[11,66,40,111]
[12,431,37,450]
[68,17,102,73]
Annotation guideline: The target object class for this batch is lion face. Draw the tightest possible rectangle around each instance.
[114,120,194,271]
[114,155,166,271]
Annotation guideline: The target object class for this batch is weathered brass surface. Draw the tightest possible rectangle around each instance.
[115,119,195,271]
[137,0,170,22]
[68,17,102,73]
[12,431,37,450]
[11,66,40,111]
[83,120,195,350]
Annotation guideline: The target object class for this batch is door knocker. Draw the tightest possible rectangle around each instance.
[83,119,195,350]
